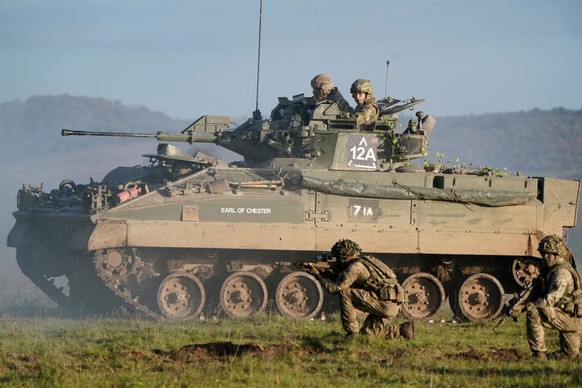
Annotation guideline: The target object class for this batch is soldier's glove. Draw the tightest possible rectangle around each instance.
[338,111,353,119]
[303,264,320,276]
[509,304,524,320]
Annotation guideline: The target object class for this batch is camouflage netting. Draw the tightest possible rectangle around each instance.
[302,176,533,207]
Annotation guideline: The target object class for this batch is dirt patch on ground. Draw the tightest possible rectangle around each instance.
[154,341,263,361]
[153,341,295,362]
[453,347,523,362]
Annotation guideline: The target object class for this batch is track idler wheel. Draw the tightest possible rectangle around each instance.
[401,272,446,320]
[220,271,268,318]
[512,257,541,287]
[457,273,505,321]
[157,272,206,320]
[94,249,135,280]
[275,272,324,319]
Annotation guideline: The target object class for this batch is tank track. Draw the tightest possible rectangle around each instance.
[15,248,70,310]
[92,249,163,320]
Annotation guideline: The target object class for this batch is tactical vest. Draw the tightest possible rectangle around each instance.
[359,256,404,303]
[548,261,582,317]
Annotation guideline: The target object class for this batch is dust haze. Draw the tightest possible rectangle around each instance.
[0,130,239,314]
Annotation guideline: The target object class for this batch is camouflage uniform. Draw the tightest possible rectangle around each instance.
[314,240,409,339]
[353,102,378,128]
[526,235,582,359]
[343,79,379,131]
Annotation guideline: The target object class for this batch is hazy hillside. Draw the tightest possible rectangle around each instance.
[0,95,580,311]
[1,95,193,158]
[431,109,582,178]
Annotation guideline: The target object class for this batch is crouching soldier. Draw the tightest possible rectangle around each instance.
[527,234,582,360]
[304,239,414,340]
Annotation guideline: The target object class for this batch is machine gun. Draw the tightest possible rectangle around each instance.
[493,280,536,333]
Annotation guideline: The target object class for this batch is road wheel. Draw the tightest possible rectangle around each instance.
[157,272,206,320]
[220,271,268,318]
[456,273,505,321]
[401,272,446,320]
[275,272,323,318]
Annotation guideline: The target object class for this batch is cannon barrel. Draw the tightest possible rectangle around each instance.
[62,129,218,144]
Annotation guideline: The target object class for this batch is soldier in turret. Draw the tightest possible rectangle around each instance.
[341,79,379,131]
[527,234,582,360]
[310,74,353,113]
[304,239,414,340]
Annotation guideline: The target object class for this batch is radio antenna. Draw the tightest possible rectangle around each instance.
[253,0,263,120]
[384,60,390,99]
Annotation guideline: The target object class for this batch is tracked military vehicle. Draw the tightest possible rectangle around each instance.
[8,94,580,321]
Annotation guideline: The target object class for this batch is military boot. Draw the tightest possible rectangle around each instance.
[399,321,415,340]
[532,351,547,360]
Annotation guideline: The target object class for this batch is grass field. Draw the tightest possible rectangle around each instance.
[1,311,581,387]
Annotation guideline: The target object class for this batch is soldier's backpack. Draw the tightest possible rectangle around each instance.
[360,255,404,303]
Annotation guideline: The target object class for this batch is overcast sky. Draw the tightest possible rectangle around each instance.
[1,0,581,121]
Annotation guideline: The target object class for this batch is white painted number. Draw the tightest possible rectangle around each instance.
[349,146,377,161]
[349,137,377,166]
[352,205,374,216]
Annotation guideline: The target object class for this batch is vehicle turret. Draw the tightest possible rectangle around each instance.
[62,95,436,171]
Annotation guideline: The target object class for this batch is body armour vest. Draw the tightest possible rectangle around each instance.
[357,256,403,303]
[547,261,582,316]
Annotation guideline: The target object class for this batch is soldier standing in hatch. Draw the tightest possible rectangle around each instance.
[304,239,414,340]
[527,234,582,360]
[310,74,353,113]
[340,79,379,131]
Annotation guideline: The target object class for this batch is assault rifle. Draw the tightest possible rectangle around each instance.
[493,280,535,333]
[276,253,339,279]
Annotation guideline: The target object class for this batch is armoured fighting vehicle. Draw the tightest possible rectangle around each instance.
[8,95,580,321]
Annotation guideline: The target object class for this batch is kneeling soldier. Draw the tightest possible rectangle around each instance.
[527,234,582,360]
[305,239,414,340]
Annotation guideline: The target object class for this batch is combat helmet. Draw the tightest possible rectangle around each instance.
[311,74,334,92]
[538,234,566,256]
[350,79,374,95]
[331,239,362,261]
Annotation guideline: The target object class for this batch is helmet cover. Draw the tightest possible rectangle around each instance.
[311,74,334,92]
[331,239,362,260]
[538,234,565,255]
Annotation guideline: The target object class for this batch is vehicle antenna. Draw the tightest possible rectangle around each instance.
[253,0,263,120]
[384,60,390,99]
